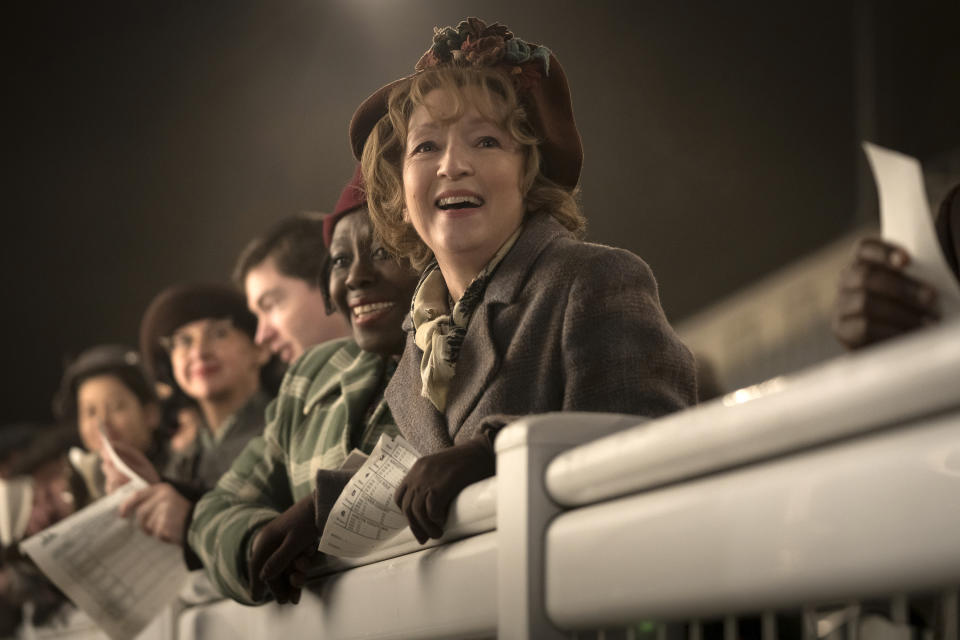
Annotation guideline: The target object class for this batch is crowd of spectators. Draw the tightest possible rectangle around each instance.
[1,15,957,640]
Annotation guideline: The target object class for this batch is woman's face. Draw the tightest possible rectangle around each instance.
[77,374,158,454]
[402,87,526,272]
[328,209,419,356]
[168,318,266,403]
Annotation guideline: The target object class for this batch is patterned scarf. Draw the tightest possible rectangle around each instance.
[411,226,523,412]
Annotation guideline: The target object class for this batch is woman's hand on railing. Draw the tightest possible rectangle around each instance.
[394,434,495,544]
[249,495,319,605]
[832,237,940,349]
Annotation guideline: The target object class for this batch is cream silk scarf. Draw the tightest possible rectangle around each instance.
[411,226,523,412]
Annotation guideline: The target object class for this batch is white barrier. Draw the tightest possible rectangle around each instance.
[19,320,960,640]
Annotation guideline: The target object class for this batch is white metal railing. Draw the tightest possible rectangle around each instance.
[16,319,960,640]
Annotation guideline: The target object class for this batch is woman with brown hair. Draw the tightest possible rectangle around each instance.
[351,18,697,544]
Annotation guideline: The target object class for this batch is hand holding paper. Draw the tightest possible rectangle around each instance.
[863,143,960,315]
[318,434,420,558]
[99,424,159,492]
[834,144,960,349]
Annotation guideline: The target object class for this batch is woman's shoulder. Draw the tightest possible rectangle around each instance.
[538,231,656,287]
[280,338,364,395]
[289,338,358,374]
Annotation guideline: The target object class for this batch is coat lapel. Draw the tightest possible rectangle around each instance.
[386,214,570,449]
[385,327,453,456]
[445,214,568,440]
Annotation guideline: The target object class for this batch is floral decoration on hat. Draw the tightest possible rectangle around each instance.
[415,18,552,90]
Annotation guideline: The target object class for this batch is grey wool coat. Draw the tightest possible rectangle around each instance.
[385,212,698,456]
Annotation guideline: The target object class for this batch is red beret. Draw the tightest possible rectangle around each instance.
[348,18,582,190]
[322,164,366,247]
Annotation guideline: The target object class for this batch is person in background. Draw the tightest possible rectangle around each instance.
[235,213,351,365]
[833,182,959,349]
[52,344,183,498]
[103,284,271,567]
[0,426,89,632]
[352,17,697,544]
[189,167,420,605]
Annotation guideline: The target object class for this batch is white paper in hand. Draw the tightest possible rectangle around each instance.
[99,423,144,484]
[863,142,960,317]
[20,481,188,640]
[318,434,420,558]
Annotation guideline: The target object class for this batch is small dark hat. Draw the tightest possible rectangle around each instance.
[52,345,154,420]
[348,17,582,190]
[139,283,256,384]
[322,164,367,247]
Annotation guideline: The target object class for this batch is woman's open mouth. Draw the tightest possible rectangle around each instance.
[435,194,484,211]
[352,301,396,325]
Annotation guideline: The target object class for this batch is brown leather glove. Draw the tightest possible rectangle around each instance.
[394,434,495,544]
[832,237,940,349]
[249,495,317,604]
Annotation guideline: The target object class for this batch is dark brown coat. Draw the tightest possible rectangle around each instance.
[386,213,698,456]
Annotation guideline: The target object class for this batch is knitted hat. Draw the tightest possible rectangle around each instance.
[349,17,582,190]
[52,344,155,421]
[139,283,257,384]
[323,164,367,247]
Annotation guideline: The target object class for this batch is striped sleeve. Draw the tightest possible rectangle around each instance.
[188,398,294,605]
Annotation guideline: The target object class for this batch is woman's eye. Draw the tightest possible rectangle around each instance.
[331,256,350,269]
[411,141,437,155]
[477,136,500,149]
[371,247,389,260]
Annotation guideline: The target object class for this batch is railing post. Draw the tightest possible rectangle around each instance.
[495,413,645,640]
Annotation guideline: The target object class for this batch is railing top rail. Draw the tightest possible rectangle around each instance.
[546,318,960,507]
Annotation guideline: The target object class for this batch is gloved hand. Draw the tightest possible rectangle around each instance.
[832,237,940,349]
[249,495,318,604]
[394,434,495,544]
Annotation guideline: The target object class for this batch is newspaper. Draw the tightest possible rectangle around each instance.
[318,434,420,557]
[863,142,960,317]
[20,434,188,640]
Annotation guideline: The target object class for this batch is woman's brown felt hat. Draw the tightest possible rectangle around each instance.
[139,283,256,384]
[348,17,582,190]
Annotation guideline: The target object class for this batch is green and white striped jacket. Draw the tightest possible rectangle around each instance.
[188,338,398,604]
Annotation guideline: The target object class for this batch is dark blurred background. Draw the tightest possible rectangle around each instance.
[5,1,959,423]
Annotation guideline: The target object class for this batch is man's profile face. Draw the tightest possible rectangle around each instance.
[245,257,347,363]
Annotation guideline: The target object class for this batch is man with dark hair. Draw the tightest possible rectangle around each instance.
[234,213,349,364]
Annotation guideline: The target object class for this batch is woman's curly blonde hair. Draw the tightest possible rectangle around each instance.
[361,65,584,272]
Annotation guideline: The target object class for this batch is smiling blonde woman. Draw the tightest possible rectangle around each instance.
[351,18,698,544]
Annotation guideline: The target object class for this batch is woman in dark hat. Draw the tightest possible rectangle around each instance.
[352,18,697,543]
[53,344,182,498]
[189,167,421,604]
[104,283,271,559]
